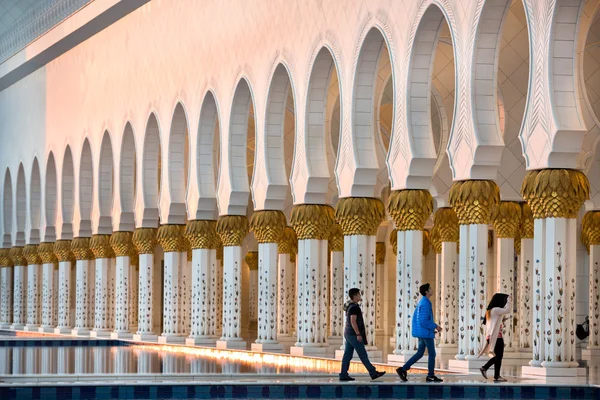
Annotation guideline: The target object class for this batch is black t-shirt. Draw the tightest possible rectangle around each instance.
[344,303,367,344]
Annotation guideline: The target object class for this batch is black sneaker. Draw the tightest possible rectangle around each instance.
[480,367,488,379]
[426,375,443,382]
[339,376,355,382]
[396,367,407,382]
[494,377,507,382]
[371,371,386,380]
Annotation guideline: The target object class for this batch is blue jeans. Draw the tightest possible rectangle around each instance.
[339,335,376,378]
[400,338,436,377]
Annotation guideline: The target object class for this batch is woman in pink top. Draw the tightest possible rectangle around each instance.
[477,293,511,382]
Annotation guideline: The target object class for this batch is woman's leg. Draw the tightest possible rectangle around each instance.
[482,340,495,371]
[493,338,505,379]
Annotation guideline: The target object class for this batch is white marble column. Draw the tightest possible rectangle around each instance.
[248,263,258,325]
[288,205,333,357]
[11,247,27,330]
[129,259,139,332]
[156,225,187,344]
[375,242,385,333]
[518,204,534,354]
[185,220,218,346]
[110,231,135,339]
[183,248,192,335]
[277,252,295,343]
[329,244,344,347]
[132,228,157,341]
[24,254,41,331]
[38,243,57,332]
[252,241,283,352]
[582,211,600,360]
[214,245,223,338]
[90,234,114,337]
[54,240,73,333]
[521,169,586,377]
[446,180,498,371]
[0,248,13,329]
[71,238,94,336]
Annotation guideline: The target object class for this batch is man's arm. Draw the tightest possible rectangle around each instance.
[418,304,440,331]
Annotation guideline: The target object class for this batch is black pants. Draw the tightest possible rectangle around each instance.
[482,337,504,379]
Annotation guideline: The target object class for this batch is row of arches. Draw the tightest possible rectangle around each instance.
[6,0,591,245]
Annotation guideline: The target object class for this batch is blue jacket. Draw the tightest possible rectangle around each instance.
[411,296,438,339]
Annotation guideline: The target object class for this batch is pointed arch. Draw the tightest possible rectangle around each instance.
[120,122,136,227]
[195,91,220,219]
[3,168,12,245]
[168,102,190,205]
[61,146,74,233]
[30,158,41,240]
[98,131,114,233]
[141,112,161,226]
[78,139,93,236]
[45,152,57,240]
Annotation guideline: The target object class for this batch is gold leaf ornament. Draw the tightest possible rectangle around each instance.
[336,197,385,236]
[387,190,433,231]
[449,180,500,225]
[216,215,249,247]
[290,204,335,240]
[250,210,286,244]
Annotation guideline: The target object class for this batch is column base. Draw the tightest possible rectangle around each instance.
[501,349,532,365]
[335,349,382,363]
[277,334,296,346]
[327,335,343,347]
[0,323,12,329]
[448,358,489,372]
[158,334,186,344]
[10,323,25,330]
[251,342,284,353]
[216,339,247,350]
[39,326,56,333]
[290,346,328,357]
[185,337,217,346]
[435,345,458,355]
[71,328,91,336]
[24,324,40,331]
[522,365,587,378]
[133,333,158,342]
[582,348,600,360]
[110,331,133,339]
[90,329,112,338]
[54,327,73,334]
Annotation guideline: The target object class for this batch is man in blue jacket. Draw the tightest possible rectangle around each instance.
[396,283,443,382]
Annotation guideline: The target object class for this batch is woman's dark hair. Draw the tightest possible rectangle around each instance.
[348,288,361,300]
[482,293,509,325]
[419,283,430,296]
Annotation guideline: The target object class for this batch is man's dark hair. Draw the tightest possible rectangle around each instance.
[419,283,430,296]
[348,288,361,300]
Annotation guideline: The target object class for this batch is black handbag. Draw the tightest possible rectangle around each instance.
[576,317,589,340]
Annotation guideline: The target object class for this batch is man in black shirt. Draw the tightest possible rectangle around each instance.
[339,288,386,381]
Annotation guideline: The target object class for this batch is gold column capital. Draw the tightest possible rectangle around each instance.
[278,226,298,255]
[216,215,249,247]
[423,229,431,257]
[328,223,344,252]
[245,251,258,271]
[185,220,218,250]
[38,242,57,264]
[90,234,113,259]
[520,202,534,239]
[133,228,157,254]
[54,240,74,263]
[250,210,286,244]
[0,248,12,266]
[431,227,442,254]
[433,207,459,243]
[157,224,186,252]
[387,189,433,231]
[389,228,397,255]
[521,169,589,219]
[583,211,600,248]
[290,204,335,240]
[10,246,26,266]
[376,242,386,264]
[492,201,522,239]
[23,244,41,265]
[335,197,385,236]
[449,180,500,225]
[71,237,93,260]
[110,231,134,257]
